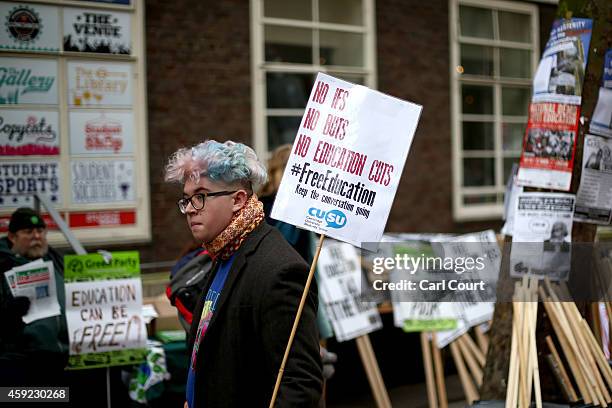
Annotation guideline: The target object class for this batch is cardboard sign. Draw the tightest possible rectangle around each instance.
[271,73,422,248]
[69,111,134,154]
[317,240,382,341]
[0,110,59,155]
[67,61,133,107]
[0,57,58,104]
[64,251,146,369]
[0,3,60,52]
[70,159,135,204]
[0,160,61,208]
[63,8,131,54]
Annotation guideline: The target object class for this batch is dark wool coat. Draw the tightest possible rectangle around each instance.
[188,222,323,407]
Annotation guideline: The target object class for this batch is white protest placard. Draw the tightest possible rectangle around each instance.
[0,57,58,105]
[66,278,144,355]
[0,109,59,155]
[0,160,61,208]
[67,61,133,107]
[317,240,382,342]
[63,8,131,54]
[69,111,134,155]
[271,73,422,248]
[0,3,60,52]
[70,159,135,204]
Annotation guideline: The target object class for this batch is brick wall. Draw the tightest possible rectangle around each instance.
[100,0,253,266]
[101,0,557,267]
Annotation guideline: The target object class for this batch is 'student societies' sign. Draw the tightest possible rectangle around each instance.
[70,159,135,204]
[64,251,146,369]
[271,73,422,248]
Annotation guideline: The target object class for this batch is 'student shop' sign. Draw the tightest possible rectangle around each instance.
[0,110,59,155]
[69,111,134,155]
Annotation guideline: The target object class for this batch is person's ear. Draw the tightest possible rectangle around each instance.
[7,231,16,245]
[231,190,249,212]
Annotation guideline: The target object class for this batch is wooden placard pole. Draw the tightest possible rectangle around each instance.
[431,333,448,408]
[421,332,438,408]
[356,334,392,408]
[270,234,326,408]
[269,234,392,408]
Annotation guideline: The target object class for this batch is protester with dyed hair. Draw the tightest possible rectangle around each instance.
[165,140,322,408]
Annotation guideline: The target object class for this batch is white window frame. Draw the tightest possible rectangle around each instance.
[250,0,377,160]
[450,0,539,221]
[0,0,150,246]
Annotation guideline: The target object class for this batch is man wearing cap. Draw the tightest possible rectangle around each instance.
[0,207,68,386]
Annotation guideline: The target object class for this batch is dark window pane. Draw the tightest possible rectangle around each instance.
[264,0,312,20]
[462,122,494,150]
[320,30,363,66]
[267,116,302,150]
[462,84,493,114]
[502,87,530,116]
[499,11,531,43]
[329,73,365,85]
[265,26,312,64]
[266,73,314,108]
[460,44,494,77]
[319,0,363,25]
[463,158,495,186]
[500,48,531,78]
[502,123,525,151]
[464,194,497,205]
[459,6,493,39]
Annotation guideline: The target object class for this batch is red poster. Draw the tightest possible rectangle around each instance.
[69,210,136,228]
[517,102,580,190]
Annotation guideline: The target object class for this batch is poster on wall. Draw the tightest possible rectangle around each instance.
[271,73,422,248]
[63,8,131,54]
[70,159,135,204]
[0,57,58,104]
[0,110,59,155]
[67,61,132,107]
[69,111,134,155]
[0,160,61,208]
[64,251,146,369]
[575,134,612,224]
[517,102,580,191]
[0,3,60,52]
[532,18,593,106]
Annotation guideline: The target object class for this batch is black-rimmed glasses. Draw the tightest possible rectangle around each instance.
[177,190,236,214]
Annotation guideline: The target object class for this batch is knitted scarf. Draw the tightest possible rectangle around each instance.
[204,194,265,261]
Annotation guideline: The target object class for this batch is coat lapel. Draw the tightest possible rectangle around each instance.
[203,222,272,335]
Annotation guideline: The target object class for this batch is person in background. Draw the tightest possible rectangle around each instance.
[260,144,337,405]
[165,140,322,408]
[0,207,68,387]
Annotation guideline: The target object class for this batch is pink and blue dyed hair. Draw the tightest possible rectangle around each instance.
[164,140,268,191]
